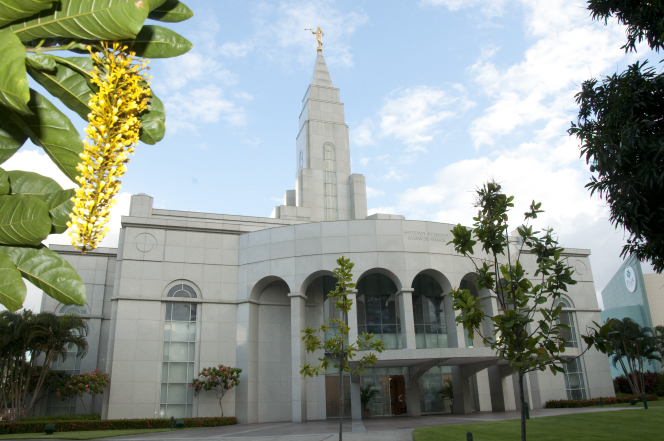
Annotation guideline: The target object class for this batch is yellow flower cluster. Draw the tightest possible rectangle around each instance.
[68,42,151,253]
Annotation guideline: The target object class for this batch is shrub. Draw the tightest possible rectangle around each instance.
[545,394,658,408]
[614,371,662,395]
[0,416,237,435]
[22,414,100,423]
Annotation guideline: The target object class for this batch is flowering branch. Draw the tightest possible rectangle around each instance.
[190,365,241,417]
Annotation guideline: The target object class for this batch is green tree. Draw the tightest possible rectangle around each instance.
[447,181,609,441]
[0,310,88,421]
[190,365,241,417]
[569,0,664,272]
[601,318,661,395]
[55,369,110,414]
[300,256,385,441]
[0,0,194,312]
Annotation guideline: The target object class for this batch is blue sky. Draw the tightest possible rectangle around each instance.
[5,0,657,311]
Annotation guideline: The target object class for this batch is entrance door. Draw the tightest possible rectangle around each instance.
[389,375,407,415]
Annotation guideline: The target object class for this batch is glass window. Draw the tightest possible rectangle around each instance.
[412,274,448,349]
[555,298,577,348]
[356,274,401,350]
[160,301,196,418]
[47,326,85,415]
[563,357,587,400]
[60,305,87,315]
[167,284,197,298]
[323,144,337,221]
[418,366,452,413]
[299,150,304,169]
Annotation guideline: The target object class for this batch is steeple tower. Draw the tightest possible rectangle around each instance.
[271,52,367,222]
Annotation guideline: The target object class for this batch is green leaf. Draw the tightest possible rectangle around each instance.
[26,56,95,121]
[26,53,56,71]
[148,0,167,9]
[0,194,52,246]
[121,25,192,58]
[44,188,74,234]
[0,251,26,312]
[0,0,54,27]
[139,92,165,144]
[148,0,193,22]
[0,245,85,306]
[0,104,28,164]
[9,0,150,41]
[7,169,63,199]
[0,167,8,196]
[0,29,30,115]
[8,89,83,183]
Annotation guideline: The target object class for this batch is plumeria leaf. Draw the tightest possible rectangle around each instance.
[148,0,193,22]
[0,103,28,164]
[26,54,56,71]
[139,92,165,144]
[0,194,52,246]
[0,29,30,115]
[0,0,54,28]
[7,89,83,183]
[0,167,9,196]
[0,251,26,312]
[8,0,150,41]
[0,244,85,306]
[7,169,63,199]
[26,56,95,121]
[44,188,74,234]
[121,25,193,58]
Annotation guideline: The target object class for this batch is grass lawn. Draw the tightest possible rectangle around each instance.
[0,428,180,439]
[414,408,663,441]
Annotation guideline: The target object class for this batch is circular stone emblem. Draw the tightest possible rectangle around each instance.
[574,260,587,276]
[135,233,157,253]
[624,266,637,293]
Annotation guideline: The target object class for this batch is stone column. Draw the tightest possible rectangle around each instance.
[396,288,416,349]
[488,364,517,412]
[235,302,259,423]
[350,373,362,420]
[444,294,465,348]
[451,366,473,414]
[289,293,307,422]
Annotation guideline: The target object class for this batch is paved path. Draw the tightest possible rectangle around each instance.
[21,406,649,441]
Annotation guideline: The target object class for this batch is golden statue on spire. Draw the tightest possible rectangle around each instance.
[305,27,324,52]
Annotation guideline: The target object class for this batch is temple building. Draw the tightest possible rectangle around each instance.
[38,49,614,422]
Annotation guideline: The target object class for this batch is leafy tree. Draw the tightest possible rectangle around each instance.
[190,365,241,417]
[447,181,609,441]
[0,310,88,421]
[0,0,194,312]
[300,256,385,441]
[569,0,664,272]
[55,369,110,414]
[596,318,661,395]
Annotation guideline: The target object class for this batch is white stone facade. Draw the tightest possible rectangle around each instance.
[39,52,614,422]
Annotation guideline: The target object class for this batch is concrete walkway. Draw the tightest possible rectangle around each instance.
[35,406,647,441]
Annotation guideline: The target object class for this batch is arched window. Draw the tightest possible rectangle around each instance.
[161,283,198,418]
[167,284,197,298]
[356,274,401,350]
[554,298,577,348]
[60,305,87,315]
[323,143,337,221]
[412,274,448,349]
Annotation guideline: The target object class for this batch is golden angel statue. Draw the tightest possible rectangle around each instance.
[305,27,324,51]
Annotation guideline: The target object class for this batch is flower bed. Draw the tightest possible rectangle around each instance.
[545,394,658,408]
[0,416,237,435]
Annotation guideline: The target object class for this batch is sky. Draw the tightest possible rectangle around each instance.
[4,0,657,312]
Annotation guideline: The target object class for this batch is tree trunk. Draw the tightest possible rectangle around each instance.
[338,351,344,441]
[518,372,526,441]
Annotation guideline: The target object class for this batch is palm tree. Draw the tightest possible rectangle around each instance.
[0,311,88,421]
[606,318,661,395]
[654,326,664,362]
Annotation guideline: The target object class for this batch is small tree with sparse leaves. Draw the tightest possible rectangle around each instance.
[55,369,109,415]
[300,256,385,441]
[190,365,241,417]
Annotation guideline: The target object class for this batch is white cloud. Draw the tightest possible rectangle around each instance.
[468,0,628,147]
[368,206,397,216]
[165,86,246,133]
[221,41,254,58]
[366,187,384,198]
[383,167,407,182]
[360,157,371,166]
[156,52,237,92]
[352,122,374,146]
[252,1,368,68]
[235,92,254,101]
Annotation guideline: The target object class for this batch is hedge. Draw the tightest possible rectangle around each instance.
[545,394,658,408]
[0,416,237,435]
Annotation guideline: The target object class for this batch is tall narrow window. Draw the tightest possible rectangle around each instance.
[412,274,448,349]
[299,150,304,169]
[555,298,577,348]
[160,284,197,418]
[323,144,337,221]
[563,357,587,400]
[356,274,401,350]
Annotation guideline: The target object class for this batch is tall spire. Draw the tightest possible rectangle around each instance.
[311,52,333,87]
